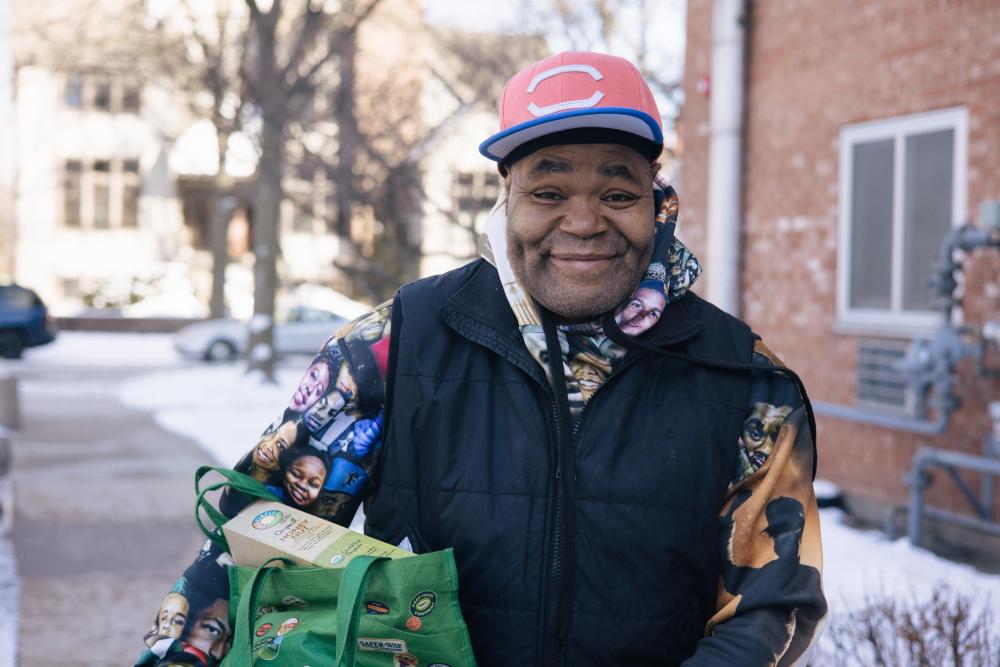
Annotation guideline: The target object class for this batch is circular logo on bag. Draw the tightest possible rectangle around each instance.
[409,591,436,617]
[394,654,419,667]
[405,616,422,631]
[252,509,284,530]
[255,623,273,637]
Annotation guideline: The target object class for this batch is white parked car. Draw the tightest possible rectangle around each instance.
[174,306,350,361]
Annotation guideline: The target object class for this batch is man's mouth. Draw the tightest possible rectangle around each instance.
[548,253,617,271]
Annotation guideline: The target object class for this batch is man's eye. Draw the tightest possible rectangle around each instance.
[533,191,564,200]
[604,192,638,203]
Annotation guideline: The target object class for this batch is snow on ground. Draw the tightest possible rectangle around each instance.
[19,331,180,368]
[119,364,303,467]
[821,508,1000,612]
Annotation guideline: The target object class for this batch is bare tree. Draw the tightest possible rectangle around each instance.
[151,1,250,319]
[325,27,547,301]
[236,0,386,380]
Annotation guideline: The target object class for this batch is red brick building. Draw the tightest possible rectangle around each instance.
[680,0,1000,542]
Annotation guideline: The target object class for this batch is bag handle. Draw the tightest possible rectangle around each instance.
[335,555,389,667]
[226,556,295,665]
[194,465,280,551]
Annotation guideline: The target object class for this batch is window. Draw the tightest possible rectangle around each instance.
[61,159,141,229]
[837,108,967,333]
[92,160,111,229]
[63,73,143,113]
[452,171,500,215]
[122,160,140,227]
[122,84,141,113]
[62,160,83,227]
[92,78,112,111]
[65,74,83,109]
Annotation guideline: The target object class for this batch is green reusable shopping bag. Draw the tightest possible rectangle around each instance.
[193,466,477,666]
[224,552,477,666]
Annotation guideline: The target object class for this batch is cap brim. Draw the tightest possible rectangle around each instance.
[479,108,663,162]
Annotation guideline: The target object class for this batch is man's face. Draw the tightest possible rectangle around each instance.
[505,143,659,319]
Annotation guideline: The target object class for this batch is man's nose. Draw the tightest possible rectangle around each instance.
[559,197,606,238]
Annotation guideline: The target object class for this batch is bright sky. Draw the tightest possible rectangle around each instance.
[422,0,687,82]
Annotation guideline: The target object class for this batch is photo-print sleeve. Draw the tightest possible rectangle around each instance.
[682,340,827,667]
[135,302,394,667]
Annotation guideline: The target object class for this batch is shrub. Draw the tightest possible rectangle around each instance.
[811,583,999,666]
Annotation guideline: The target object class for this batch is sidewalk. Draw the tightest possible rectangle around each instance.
[10,353,212,666]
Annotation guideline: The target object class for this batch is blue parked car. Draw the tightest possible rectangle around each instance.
[0,284,56,358]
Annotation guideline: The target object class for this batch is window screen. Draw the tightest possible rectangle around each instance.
[902,130,954,311]
[65,75,83,109]
[93,183,110,228]
[62,160,82,227]
[849,139,894,309]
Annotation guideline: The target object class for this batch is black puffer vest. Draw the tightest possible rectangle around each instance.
[364,260,755,666]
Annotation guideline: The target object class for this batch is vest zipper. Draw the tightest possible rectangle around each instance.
[543,321,706,665]
[539,311,706,665]
[540,312,577,667]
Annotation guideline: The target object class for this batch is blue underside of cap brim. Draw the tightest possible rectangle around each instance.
[479,107,664,162]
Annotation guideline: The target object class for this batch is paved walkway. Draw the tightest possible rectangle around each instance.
[11,363,212,666]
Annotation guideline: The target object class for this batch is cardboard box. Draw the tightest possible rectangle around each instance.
[223,500,412,568]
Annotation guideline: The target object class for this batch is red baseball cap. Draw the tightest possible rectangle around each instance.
[479,51,663,163]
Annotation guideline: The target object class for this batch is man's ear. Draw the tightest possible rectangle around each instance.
[650,161,662,181]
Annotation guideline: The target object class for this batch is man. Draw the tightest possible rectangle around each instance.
[138,52,826,666]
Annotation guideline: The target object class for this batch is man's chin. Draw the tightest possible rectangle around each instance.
[532,287,627,321]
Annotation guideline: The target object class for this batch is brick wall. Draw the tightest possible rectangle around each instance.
[680,0,1000,515]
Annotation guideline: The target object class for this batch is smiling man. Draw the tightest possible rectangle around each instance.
[139,52,826,667]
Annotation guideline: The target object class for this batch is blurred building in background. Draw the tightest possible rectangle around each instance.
[5,0,529,318]
[681,0,1000,550]
[0,0,14,280]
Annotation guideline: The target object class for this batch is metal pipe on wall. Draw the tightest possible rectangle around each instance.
[705,0,749,317]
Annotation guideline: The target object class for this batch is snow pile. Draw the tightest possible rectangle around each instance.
[820,508,1000,612]
[20,332,180,368]
[119,365,301,466]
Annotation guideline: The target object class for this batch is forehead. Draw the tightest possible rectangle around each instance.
[513,143,648,181]
[293,455,324,470]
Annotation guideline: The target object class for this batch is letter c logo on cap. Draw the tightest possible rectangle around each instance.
[526,64,605,117]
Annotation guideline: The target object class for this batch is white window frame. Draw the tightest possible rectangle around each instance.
[836,107,968,336]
